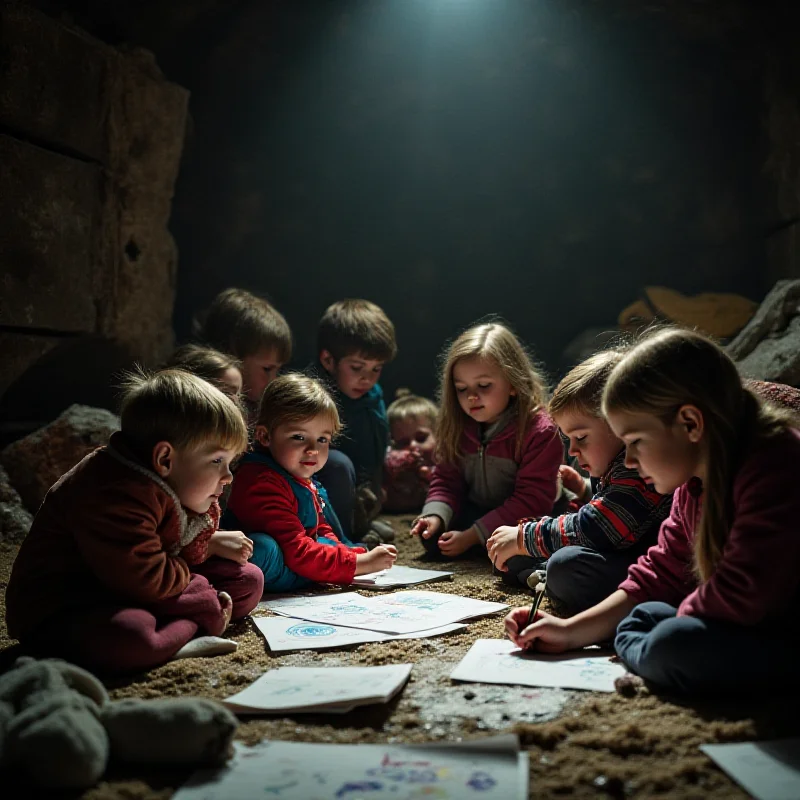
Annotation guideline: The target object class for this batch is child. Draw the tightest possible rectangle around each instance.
[315,299,398,543]
[486,350,673,607]
[504,328,800,694]
[384,391,438,513]
[165,343,243,397]
[225,373,398,591]
[198,287,292,423]
[5,370,264,675]
[411,322,564,560]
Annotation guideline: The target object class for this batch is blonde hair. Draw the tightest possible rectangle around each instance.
[387,390,438,428]
[602,327,795,582]
[165,344,241,396]
[199,287,292,362]
[317,299,397,362]
[257,373,341,437]
[549,349,627,418]
[119,368,248,457]
[436,323,548,463]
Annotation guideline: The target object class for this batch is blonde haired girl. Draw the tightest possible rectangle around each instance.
[411,322,563,560]
[504,327,800,694]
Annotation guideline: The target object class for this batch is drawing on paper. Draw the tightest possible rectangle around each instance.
[330,603,370,615]
[286,623,338,638]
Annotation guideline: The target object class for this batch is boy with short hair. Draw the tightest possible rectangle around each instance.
[315,299,397,543]
[198,287,292,423]
[487,349,672,614]
[5,370,264,675]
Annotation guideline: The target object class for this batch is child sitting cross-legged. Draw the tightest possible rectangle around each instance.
[5,370,264,675]
[225,374,398,592]
[487,350,673,610]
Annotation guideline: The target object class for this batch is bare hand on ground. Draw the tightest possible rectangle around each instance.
[410,515,443,539]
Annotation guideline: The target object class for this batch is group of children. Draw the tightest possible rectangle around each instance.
[5,286,800,697]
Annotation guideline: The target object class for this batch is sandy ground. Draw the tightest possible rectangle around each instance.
[1,515,798,799]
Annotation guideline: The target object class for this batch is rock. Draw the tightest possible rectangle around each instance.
[728,280,800,385]
[0,405,119,513]
[0,465,33,543]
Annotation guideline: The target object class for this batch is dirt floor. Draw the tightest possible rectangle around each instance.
[2,515,798,799]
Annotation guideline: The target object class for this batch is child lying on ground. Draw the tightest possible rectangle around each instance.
[5,370,264,675]
[225,373,397,592]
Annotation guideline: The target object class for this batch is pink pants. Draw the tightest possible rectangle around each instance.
[25,558,263,675]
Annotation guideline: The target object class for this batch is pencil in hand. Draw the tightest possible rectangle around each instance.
[525,579,547,629]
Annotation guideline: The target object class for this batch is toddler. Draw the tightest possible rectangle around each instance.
[225,373,397,591]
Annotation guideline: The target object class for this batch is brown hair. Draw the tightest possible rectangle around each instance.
[387,390,438,428]
[549,349,627,419]
[164,344,241,396]
[317,299,397,362]
[119,368,249,457]
[602,326,795,581]
[257,373,341,437]
[199,287,292,362]
[436,322,548,463]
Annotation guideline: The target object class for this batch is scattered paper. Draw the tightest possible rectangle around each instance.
[450,639,628,693]
[258,591,352,612]
[225,663,412,714]
[264,589,508,635]
[352,565,453,589]
[174,735,528,800]
[255,616,466,652]
[701,739,800,800]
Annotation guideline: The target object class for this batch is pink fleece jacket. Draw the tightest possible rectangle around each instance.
[421,409,563,542]
[620,428,800,625]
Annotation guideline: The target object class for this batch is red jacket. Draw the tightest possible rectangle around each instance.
[422,409,563,542]
[227,460,365,584]
[620,428,800,625]
[6,432,219,640]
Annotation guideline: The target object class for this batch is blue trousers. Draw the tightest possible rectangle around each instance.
[614,601,796,694]
[545,539,654,615]
[316,450,356,541]
[250,534,355,593]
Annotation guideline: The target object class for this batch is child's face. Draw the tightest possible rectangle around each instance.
[256,414,334,481]
[390,415,436,461]
[321,351,384,400]
[554,410,623,478]
[452,356,515,425]
[219,366,243,398]
[606,407,704,494]
[157,442,238,514]
[240,348,284,403]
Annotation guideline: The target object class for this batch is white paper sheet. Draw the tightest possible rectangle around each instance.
[254,616,466,652]
[258,591,353,612]
[352,565,453,589]
[450,639,628,692]
[264,590,508,635]
[173,735,529,800]
[224,663,412,714]
[700,739,800,800]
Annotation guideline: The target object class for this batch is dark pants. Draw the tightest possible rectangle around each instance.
[24,558,264,675]
[615,601,796,694]
[545,539,654,615]
[316,449,356,541]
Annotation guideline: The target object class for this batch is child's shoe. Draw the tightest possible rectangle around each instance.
[370,519,395,543]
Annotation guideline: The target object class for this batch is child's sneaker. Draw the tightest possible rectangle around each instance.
[370,519,395,543]
[359,530,383,550]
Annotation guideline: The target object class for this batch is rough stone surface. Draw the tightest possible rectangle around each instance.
[728,279,800,385]
[0,465,33,543]
[0,405,119,512]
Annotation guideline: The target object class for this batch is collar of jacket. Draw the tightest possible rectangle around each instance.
[103,431,215,551]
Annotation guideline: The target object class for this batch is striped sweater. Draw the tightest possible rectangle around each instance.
[521,450,672,558]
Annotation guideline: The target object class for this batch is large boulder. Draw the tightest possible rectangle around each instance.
[727,280,800,386]
[0,465,33,543]
[0,405,119,513]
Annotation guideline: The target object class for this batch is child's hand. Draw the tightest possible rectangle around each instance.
[504,606,572,653]
[355,544,398,575]
[410,515,443,539]
[209,530,253,565]
[418,464,432,482]
[559,465,590,502]
[486,525,525,571]
[438,527,480,556]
